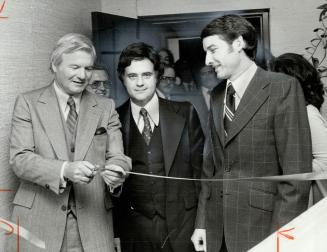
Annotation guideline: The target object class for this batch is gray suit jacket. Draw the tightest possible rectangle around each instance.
[8,84,131,252]
[196,68,312,252]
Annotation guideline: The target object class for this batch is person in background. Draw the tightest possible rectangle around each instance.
[114,42,204,252]
[191,15,312,252]
[156,66,182,99]
[158,48,175,67]
[8,33,131,252]
[86,65,111,97]
[270,52,327,205]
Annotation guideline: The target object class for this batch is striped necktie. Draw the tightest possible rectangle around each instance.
[224,82,235,135]
[66,96,78,148]
[140,108,152,145]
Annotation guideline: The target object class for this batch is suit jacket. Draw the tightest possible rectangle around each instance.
[196,68,312,252]
[115,98,204,252]
[8,84,131,252]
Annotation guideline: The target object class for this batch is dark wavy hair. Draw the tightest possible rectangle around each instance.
[201,14,257,60]
[117,42,163,82]
[270,53,324,110]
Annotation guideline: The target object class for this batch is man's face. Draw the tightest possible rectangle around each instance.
[122,58,157,107]
[87,69,110,96]
[199,65,219,89]
[53,50,94,95]
[202,35,241,80]
[158,67,176,94]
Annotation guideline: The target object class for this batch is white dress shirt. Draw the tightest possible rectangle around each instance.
[130,93,160,133]
[225,62,258,110]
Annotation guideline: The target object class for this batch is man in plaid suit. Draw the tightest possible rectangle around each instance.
[191,15,312,252]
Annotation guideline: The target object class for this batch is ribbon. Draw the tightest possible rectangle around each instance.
[123,170,327,182]
[0,217,46,249]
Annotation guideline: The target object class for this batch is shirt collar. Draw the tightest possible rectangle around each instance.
[130,93,160,126]
[53,81,82,114]
[227,62,257,101]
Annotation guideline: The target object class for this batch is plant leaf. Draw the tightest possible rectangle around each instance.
[314,28,324,32]
[319,9,327,21]
[317,4,327,9]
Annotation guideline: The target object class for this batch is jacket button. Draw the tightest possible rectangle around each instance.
[61,205,67,211]
[45,184,50,189]
[71,147,75,153]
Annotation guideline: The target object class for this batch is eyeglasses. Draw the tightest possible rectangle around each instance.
[89,81,111,89]
[160,76,176,82]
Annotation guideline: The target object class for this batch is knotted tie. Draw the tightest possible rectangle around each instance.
[140,108,152,145]
[66,96,78,148]
[224,82,235,135]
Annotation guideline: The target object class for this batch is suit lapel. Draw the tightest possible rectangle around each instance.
[74,91,102,161]
[119,101,131,156]
[160,100,186,175]
[225,68,270,145]
[37,85,69,161]
[211,81,226,147]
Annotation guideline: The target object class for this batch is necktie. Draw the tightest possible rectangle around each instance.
[66,96,78,148]
[140,108,152,145]
[224,82,235,135]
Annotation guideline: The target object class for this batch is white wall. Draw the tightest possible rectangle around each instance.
[134,0,321,57]
[0,0,101,250]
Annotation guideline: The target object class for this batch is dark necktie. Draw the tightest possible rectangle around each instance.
[66,96,78,148]
[224,82,235,135]
[140,108,152,145]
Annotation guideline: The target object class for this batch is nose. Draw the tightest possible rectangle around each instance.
[77,68,86,80]
[98,82,105,91]
[136,76,144,87]
[205,52,213,66]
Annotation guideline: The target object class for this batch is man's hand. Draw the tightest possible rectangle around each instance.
[100,164,126,188]
[191,228,207,252]
[63,161,96,184]
[114,237,121,252]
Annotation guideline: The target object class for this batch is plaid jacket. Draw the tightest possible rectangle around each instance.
[196,67,312,252]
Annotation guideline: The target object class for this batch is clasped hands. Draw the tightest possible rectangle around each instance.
[63,161,126,188]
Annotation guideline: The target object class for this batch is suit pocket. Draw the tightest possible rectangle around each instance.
[12,182,36,209]
[248,186,276,212]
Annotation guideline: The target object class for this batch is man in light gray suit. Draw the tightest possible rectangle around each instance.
[8,33,131,252]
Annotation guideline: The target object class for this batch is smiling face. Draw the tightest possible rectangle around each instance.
[122,58,157,107]
[202,35,242,80]
[52,50,94,95]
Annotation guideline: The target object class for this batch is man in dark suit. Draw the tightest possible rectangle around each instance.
[191,15,312,252]
[115,42,204,252]
[8,33,131,252]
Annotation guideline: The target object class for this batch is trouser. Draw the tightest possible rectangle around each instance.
[124,212,173,252]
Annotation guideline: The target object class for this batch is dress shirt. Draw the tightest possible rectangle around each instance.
[224,62,257,110]
[53,81,82,191]
[131,93,160,133]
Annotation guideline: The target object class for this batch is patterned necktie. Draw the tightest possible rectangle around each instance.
[140,108,152,145]
[66,96,78,147]
[224,82,235,135]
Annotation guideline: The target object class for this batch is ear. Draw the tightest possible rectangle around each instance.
[51,62,57,73]
[233,36,246,53]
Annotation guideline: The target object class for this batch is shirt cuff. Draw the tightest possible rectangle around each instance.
[59,161,68,193]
